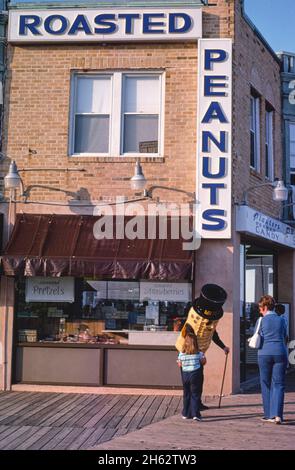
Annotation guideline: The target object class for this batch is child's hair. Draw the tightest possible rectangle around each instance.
[182,333,199,355]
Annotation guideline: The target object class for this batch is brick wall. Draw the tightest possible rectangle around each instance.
[1,0,283,219]
[232,0,282,217]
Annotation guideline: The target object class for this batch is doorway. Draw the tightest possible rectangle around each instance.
[240,243,277,382]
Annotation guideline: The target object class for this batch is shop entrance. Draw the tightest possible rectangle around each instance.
[240,243,276,382]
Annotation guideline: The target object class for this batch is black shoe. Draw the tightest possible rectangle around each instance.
[199,404,209,411]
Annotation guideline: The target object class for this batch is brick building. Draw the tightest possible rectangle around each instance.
[0,0,293,394]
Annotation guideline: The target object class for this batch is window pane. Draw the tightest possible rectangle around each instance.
[74,115,109,153]
[123,115,158,153]
[290,155,295,169]
[124,76,160,113]
[76,77,111,114]
[290,123,295,140]
[290,142,295,155]
[250,97,255,130]
[250,131,255,167]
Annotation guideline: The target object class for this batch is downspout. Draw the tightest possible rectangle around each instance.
[0,1,8,391]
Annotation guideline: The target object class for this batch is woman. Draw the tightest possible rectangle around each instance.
[257,295,288,424]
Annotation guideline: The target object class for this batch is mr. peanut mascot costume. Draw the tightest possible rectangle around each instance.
[176,284,228,412]
[176,284,227,353]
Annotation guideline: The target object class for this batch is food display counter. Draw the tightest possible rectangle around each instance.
[15,341,182,388]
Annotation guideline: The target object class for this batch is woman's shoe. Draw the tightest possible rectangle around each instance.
[260,417,274,422]
[274,417,282,425]
[193,415,202,421]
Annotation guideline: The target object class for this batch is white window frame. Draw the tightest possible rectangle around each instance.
[69,71,164,157]
[265,108,274,181]
[250,94,261,172]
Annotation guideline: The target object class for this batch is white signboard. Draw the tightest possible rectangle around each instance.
[236,205,295,249]
[108,281,139,300]
[197,39,232,239]
[25,277,75,303]
[140,282,191,302]
[8,8,202,43]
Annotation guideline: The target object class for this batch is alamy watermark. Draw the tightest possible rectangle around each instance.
[92,199,202,251]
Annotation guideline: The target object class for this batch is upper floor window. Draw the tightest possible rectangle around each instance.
[70,72,163,157]
[250,91,260,172]
[265,106,274,180]
[290,123,295,169]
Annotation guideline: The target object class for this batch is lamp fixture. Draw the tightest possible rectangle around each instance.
[130,161,147,191]
[242,179,288,205]
[4,161,24,194]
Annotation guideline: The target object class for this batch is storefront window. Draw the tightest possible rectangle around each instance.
[15,278,191,344]
[240,243,276,382]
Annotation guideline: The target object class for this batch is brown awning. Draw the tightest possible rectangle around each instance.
[1,213,193,280]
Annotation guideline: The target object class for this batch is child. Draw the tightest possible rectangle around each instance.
[177,330,206,421]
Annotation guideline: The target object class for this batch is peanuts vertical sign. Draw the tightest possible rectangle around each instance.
[197,39,232,239]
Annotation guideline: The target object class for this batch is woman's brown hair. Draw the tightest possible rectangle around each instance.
[182,333,199,355]
[258,295,275,311]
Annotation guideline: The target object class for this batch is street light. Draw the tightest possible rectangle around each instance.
[4,161,25,195]
[130,161,147,191]
[242,179,288,205]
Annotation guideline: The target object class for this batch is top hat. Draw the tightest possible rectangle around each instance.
[193,284,227,317]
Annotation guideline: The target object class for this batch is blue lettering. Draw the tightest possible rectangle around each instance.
[169,13,192,33]
[118,13,140,34]
[202,131,226,152]
[202,210,226,231]
[94,14,117,34]
[202,102,228,123]
[202,183,225,205]
[44,15,68,35]
[204,76,227,97]
[205,49,227,70]
[68,14,92,35]
[19,15,42,36]
[143,13,165,34]
[203,157,226,179]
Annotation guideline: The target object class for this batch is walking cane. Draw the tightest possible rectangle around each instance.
[218,353,229,408]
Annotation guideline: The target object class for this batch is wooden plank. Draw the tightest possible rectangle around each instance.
[10,393,73,426]
[4,426,44,450]
[114,395,148,430]
[78,426,110,450]
[29,427,65,450]
[126,395,156,433]
[0,392,33,408]
[107,395,139,429]
[37,394,87,427]
[41,427,75,450]
[69,395,112,428]
[54,427,86,450]
[65,394,108,427]
[0,426,22,445]
[66,428,95,450]
[50,393,101,427]
[16,426,53,450]
[139,395,164,428]
[0,426,33,450]
[0,393,46,423]
[84,395,124,429]
[91,395,131,428]
[22,394,80,426]
[151,395,174,423]
[164,396,181,418]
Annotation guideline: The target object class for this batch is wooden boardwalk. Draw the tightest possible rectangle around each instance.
[0,391,182,450]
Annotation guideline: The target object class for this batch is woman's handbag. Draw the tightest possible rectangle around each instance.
[248,317,263,349]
